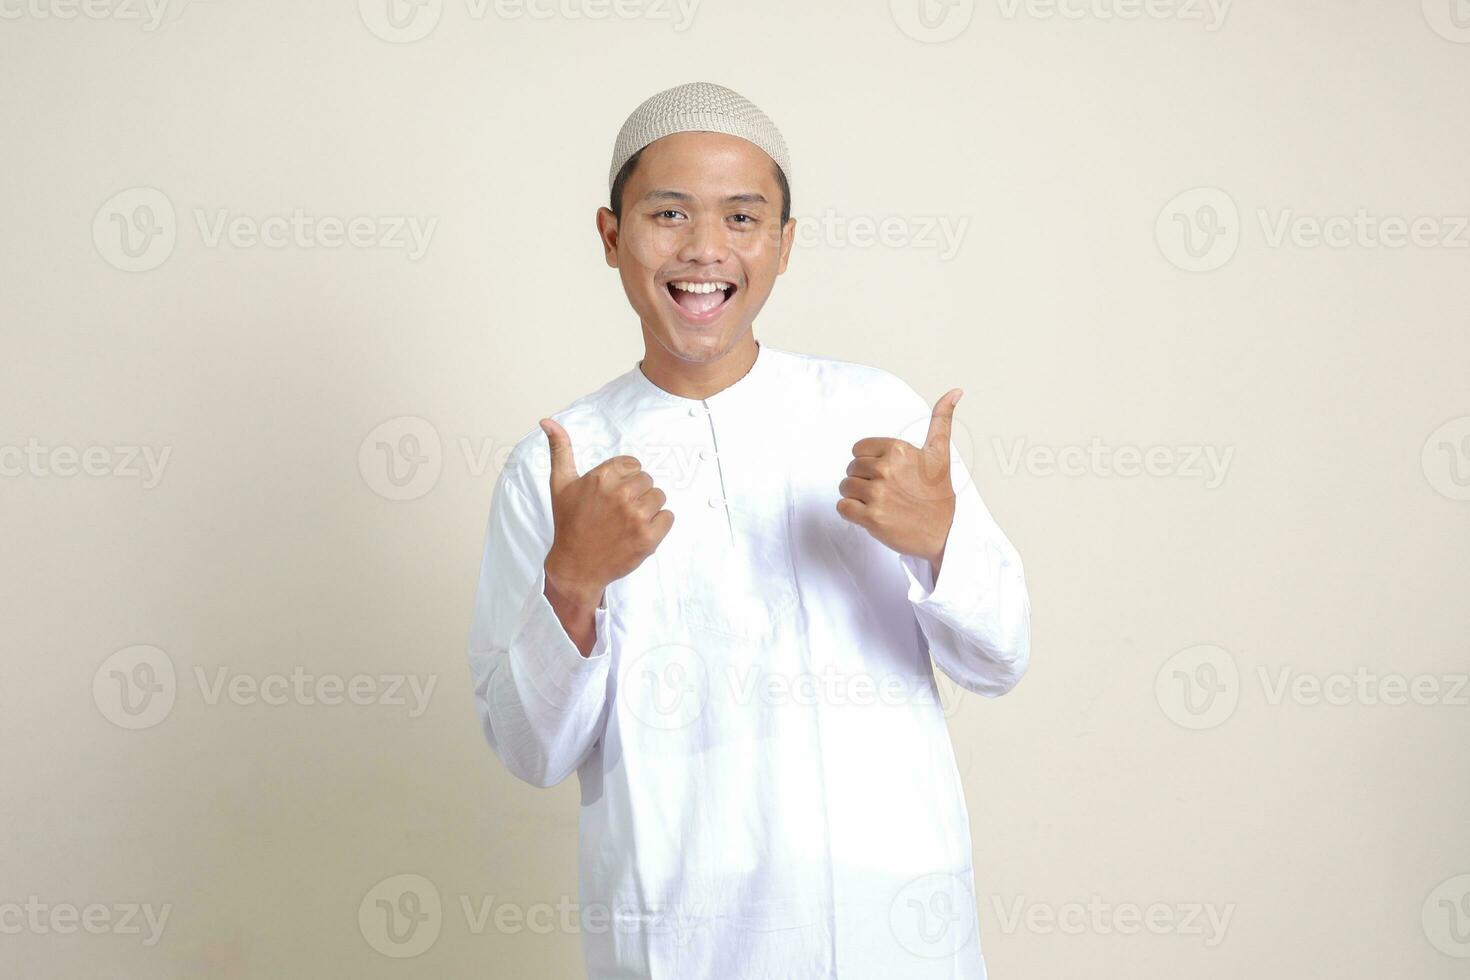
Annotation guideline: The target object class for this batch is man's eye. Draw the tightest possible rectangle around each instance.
[655,209,685,220]
[730,214,756,224]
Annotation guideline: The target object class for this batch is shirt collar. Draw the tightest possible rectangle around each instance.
[624,339,779,414]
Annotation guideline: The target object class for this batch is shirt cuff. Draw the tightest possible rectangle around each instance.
[512,564,612,710]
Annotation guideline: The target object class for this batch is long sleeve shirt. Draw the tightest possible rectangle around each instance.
[466,341,1030,980]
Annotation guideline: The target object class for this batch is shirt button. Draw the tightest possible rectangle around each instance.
[707,495,723,508]
[687,406,702,417]
[699,448,715,461]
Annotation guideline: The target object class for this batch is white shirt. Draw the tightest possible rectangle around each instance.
[466,341,1030,980]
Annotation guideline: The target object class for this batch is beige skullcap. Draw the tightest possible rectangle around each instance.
[608,81,791,192]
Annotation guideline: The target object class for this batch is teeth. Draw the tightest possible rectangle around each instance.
[670,281,731,294]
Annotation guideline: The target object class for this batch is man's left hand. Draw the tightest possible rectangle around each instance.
[837,388,962,569]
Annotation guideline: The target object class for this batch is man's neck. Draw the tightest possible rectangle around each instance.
[637,332,760,401]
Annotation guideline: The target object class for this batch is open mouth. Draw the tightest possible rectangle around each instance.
[664,279,737,323]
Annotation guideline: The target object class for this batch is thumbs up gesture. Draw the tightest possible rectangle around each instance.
[539,418,675,609]
[837,389,962,568]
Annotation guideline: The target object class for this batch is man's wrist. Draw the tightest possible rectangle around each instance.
[543,554,605,611]
[924,518,953,576]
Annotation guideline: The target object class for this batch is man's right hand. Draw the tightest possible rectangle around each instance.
[538,417,674,620]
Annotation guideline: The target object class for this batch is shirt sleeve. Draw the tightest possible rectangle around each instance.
[465,460,613,788]
[893,398,1032,698]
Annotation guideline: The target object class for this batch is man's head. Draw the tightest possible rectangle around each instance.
[597,82,796,366]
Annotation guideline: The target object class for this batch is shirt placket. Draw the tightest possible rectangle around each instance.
[688,399,735,546]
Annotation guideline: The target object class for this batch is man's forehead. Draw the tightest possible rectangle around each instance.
[628,133,783,200]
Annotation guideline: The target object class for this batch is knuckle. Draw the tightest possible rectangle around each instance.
[639,521,664,549]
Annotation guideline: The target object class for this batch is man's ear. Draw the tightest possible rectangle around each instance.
[776,217,796,275]
[595,207,620,268]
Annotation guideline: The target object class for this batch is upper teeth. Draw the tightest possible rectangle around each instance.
[671,281,729,294]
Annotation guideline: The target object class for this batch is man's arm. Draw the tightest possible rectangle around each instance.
[466,419,674,788]
[899,443,1031,697]
[837,377,1031,697]
[466,469,614,788]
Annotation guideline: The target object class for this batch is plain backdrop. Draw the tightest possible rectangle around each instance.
[2,1,1468,977]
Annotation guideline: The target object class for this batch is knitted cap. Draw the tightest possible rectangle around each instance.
[608,81,791,192]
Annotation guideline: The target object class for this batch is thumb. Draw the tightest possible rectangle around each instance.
[539,418,577,493]
[924,388,963,454]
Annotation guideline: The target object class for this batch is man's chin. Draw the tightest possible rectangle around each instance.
[652,321,744,364]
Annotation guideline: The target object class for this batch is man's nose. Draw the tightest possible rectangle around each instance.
[677,213,729,265]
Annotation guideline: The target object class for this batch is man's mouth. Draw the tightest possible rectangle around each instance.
[664,279,737,323]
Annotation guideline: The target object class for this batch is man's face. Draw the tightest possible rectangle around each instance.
[597,131,795,364]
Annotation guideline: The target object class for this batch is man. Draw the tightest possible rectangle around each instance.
[466,81,1030,980]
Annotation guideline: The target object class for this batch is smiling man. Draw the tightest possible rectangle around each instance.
[466,81,1031,980]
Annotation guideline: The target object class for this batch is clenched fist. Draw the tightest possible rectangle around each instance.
[539,418,674,619]
[837,388,962,569]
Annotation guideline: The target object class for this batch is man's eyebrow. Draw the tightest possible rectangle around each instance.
[641,189,696,203]
[639,190,770,206]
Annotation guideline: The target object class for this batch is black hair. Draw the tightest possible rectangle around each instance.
[609,146,792,227]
